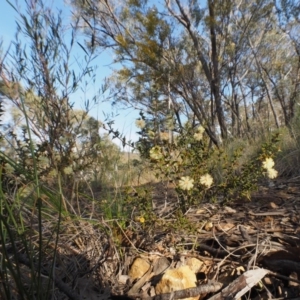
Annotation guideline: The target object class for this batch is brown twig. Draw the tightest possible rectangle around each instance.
[129,281,223,300]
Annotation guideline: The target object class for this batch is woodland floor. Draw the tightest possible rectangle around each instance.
[116,177,300,300]
[10,176,300,300]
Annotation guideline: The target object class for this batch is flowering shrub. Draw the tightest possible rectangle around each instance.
[135,115,280,212]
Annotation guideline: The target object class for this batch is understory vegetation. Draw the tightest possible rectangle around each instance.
[0,0,300,298]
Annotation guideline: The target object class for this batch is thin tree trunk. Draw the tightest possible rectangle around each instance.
[248,38,280,128]
[208,0,227,140]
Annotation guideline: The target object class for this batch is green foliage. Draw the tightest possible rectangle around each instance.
[124,186,156,226]
[170,210,198,234]
[217,133,281,203]
[0,132,65,300]
[272,108,300,177]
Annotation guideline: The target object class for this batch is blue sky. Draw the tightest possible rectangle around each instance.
[0,0,140,149]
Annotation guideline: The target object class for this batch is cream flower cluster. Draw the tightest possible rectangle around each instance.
[178,173,214,191]
[200,173,214,188]
[262,157,278,179]
[63,166,73,175]
[178,176,194,191]
[135,119,146,129]
[149,146,164,160]
[193,126,205,141]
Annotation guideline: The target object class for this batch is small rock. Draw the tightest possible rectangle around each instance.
[204,221,213,231]
[155,265,199,300]
[186,258,203,273]
[128,257,150,281]
[153,257,171,275]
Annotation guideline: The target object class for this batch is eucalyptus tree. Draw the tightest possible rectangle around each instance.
[71,0,225,144]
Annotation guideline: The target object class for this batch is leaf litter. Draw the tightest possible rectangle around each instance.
[4,177,300,299]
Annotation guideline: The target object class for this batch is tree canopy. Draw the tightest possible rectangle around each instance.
[70,0,300,145]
